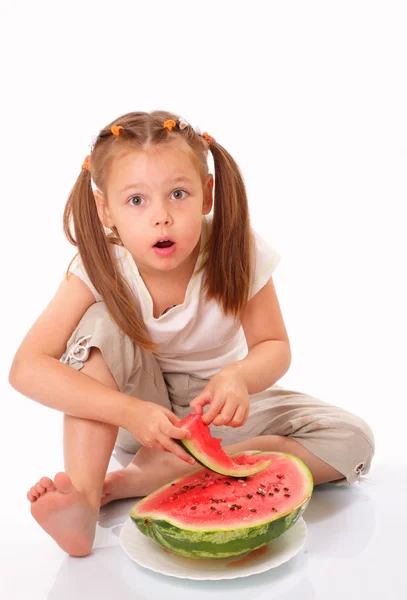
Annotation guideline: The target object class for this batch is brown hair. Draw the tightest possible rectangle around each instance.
[63,110,254,352]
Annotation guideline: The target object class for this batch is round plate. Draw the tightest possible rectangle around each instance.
[119,516,307,580]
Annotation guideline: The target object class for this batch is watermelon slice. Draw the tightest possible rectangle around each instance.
[130,451,313,559]
[177,413,272,477]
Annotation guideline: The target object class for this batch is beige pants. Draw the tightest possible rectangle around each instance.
[61,303,375,486]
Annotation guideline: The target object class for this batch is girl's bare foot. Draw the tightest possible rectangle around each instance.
[101,447,197,506]
[27,472,98,557]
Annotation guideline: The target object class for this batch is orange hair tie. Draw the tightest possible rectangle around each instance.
[202,132,216,145]
[111,125,124,136]
[163,119,177,132]
[82,155,90,170]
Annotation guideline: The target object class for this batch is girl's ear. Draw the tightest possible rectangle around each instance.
[93,190,115,229]
[203,174,214,215]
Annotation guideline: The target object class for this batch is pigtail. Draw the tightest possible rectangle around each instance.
[63,166,156,352]
[201,142,254,320]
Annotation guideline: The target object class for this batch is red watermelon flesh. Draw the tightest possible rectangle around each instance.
[134,451,312,529]
[179,413,272,477]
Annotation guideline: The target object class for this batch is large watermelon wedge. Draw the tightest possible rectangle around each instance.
[130,451,313,559]
[177,413,272,477]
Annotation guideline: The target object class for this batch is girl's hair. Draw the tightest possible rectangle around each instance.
[63,110,254,352]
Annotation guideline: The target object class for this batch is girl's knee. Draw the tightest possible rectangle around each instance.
[61,303,136,392]
[80,347,119,391]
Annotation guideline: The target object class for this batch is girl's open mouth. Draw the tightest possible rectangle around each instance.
[153,241,176,257]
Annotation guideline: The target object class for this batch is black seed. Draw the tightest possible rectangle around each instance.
[170,483,175,486]
[202,486,207,489]
[230,506,236,511]
[235,505,242,509]
[217,510,222,514]
[210,506,216,511]
[284,487,289,491]
[269,492,274,496]
[246,493,253,499]
[272,507,278,512]
[224,481,231,485]
[274,488,280,492]
[260,484,266,488]
[284,493,291,497]
[277,475,283,479]
[250,508,257,512]
[191,506,197,510]
[256,490,266,496]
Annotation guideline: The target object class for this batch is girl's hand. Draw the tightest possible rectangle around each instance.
[125,401,195,464]
[190,367,250,427]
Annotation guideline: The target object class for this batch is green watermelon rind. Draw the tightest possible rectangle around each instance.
[179,440,272,477]
[130,451,314,559]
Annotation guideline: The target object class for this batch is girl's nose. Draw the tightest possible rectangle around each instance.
[153,206,173,226]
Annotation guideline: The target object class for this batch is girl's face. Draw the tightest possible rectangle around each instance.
[95,139,213,277]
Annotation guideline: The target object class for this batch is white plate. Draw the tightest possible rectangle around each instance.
[119,516,308,580]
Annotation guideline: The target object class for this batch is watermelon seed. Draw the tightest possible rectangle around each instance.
[269,493,274,496]
[235,505,242,509]
[170,483,175,486]
[272,507,278,512]
[238,479,245,483]
[277,475,283,479]
[250,508,257,512]
[246,493,253,499]
[210,506,216,511]
[274,488,280,492]
[230,506,236,511]
[260,484,266,488]
[224,481,231,485]
[191,506,197,510]
[217,511,222,514]
[242,483,247,487]
[284,487,289,491]
[284,493,291,497]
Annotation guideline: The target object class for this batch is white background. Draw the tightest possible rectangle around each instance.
[1,1,406,598]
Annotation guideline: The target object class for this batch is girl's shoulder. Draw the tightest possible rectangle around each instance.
[249,225,282,300]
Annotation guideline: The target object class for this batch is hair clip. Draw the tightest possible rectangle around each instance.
[82,155,90,170]
[111,125,124,136]
[163,119,177,132]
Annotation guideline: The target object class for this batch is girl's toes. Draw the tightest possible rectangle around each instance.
[54,472,74,494]
[30,486,40,499]
[27,491,37,502]
[35,482,46,494]
[39,476,55,492]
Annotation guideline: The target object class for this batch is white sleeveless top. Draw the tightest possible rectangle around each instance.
[66,213,281,379]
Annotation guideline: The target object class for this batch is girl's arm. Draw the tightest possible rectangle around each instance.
[8,274,136,428]
[232,276,292,395]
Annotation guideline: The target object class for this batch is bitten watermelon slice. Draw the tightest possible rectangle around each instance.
[178,413,272,477]
[130,451,313,559]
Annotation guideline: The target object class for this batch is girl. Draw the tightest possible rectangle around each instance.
[9,110,375,558]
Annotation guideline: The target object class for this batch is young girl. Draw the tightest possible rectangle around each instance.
[9,110,375,558]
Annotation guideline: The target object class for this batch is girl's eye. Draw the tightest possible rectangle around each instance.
[127,189,188,206]
[128,195,143,206]
[172,189,188,200]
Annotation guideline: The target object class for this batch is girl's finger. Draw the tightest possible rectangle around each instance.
[218,400,240,425]
[163,423,192,440]
[190,393,212,414]
[229,404,247,428]
[158,435,196,464]
[201,398,226,425]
